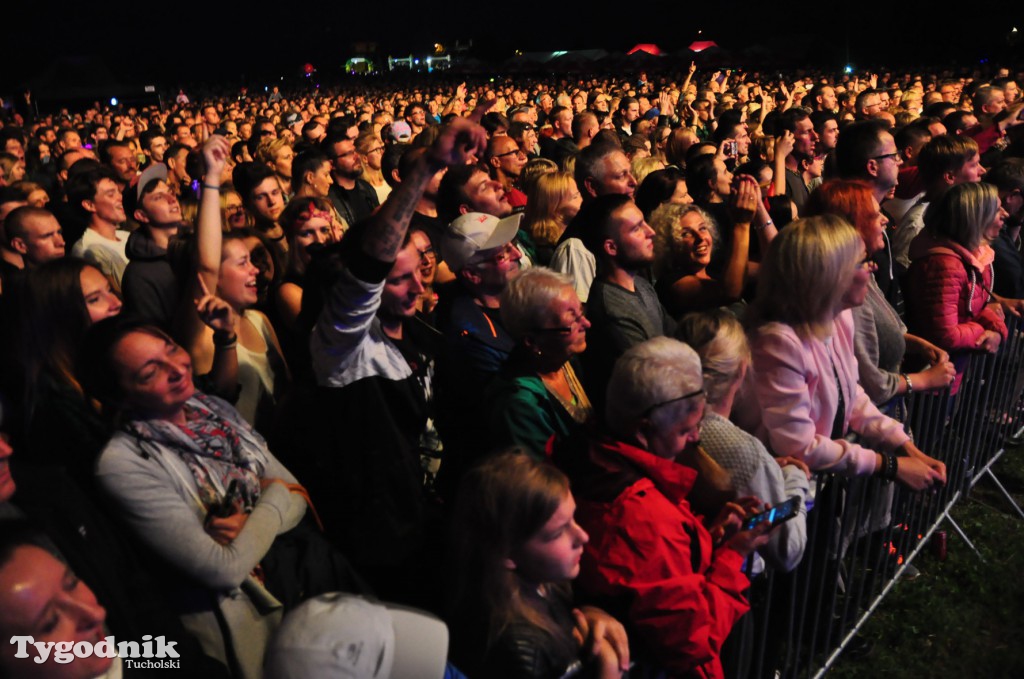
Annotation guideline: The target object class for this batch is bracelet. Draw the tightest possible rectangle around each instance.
[902,372,914,394]
[201,183,222,191]
[877,452,899,481]
[213,331,238,349]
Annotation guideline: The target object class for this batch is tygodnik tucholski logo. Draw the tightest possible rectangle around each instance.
[10,635,181,669]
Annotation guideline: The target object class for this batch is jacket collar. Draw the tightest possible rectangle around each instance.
[591,436,697,505]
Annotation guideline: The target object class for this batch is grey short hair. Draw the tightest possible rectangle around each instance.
[605,337,704,438]
[500,266,575,340]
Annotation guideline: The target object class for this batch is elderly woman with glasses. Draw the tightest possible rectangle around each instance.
[485,267,593,459]
[557,337,771,678]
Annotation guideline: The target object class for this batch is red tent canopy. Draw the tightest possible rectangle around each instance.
[689,40,719,53]
[627,43,663,56]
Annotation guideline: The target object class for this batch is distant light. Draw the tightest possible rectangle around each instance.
[490,77,495,83]
[551,51,567,58]
[1014,27,1019,32]
[414,59,420,64]
[427,57,432,63]
[844,65,853,74]
[110,97,118,106]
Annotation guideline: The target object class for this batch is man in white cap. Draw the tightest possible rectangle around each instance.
[432,209,524,496]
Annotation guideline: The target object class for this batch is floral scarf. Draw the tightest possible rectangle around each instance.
[123,393,268,514]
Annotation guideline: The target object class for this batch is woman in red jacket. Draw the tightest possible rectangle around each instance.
[563,337,771,678]
[905,182,1009,394]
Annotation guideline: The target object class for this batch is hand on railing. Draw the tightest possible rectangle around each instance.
[776,456,812,479]
[976,329,1002,353]
[909,360,956,392]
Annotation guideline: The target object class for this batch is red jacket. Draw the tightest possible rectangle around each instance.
[570,437,750,679]
[906,231,1007,393]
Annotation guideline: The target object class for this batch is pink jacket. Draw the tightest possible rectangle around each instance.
[750,310,910,476]
[906,231,1007,393]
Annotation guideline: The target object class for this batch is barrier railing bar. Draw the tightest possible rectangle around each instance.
[811,493,963,678]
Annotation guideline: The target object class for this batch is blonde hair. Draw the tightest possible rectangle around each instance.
[631,156,666,186]
[255,137,291,165]
[750,215,862,338]
[925,182,1000,252]
[676,309,750,406]
[523,173,577,250]
[650,203,718,280]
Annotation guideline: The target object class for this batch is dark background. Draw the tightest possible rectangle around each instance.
[6,2,1024,105]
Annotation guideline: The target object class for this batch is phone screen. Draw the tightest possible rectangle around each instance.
[743,496,801,531]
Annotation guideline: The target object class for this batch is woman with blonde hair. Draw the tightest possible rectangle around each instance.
[522,173,583,266]
[676,309,809,573]
[804,179,954,409]
[906,182,1010,393]
[748,216,945,489]
[256,137,294,197]
[651,185,757,316]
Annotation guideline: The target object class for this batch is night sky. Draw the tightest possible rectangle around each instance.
[5,2,1024,99]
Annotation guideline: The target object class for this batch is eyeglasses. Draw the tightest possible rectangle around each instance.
[366,146,385,154]
[641,389,705,417]
[473,242,520,267]
[872,152,900,162]
[493,148,525,159]
[534,310,587,335]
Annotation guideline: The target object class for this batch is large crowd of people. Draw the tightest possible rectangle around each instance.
[1,62,1023,678]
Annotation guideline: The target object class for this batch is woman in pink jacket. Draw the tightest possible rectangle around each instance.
[748,216,945,490]
[905,182,1009,394]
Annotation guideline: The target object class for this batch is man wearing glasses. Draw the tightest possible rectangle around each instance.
[836,120,906,314]
[433,211,525,494]
[323,132,379,227]
[485,136,528,211]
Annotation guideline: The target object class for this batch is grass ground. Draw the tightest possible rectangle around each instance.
[828,446,1024,678]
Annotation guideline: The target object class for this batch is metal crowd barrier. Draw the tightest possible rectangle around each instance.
[742,315,1024,679]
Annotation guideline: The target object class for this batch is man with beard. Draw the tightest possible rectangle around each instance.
[776,108,818,215]
[301,117,487,600]
[485,135,528,212]
[986,158,1024,298]
[323,132,379,227]
[579,195,674,407]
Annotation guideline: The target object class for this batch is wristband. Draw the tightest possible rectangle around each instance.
[202,183,222,191]
[878,452,899,481]
[213,331,238,349]
[902,372,914,393]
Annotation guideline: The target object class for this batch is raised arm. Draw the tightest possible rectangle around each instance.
[362,115,487,263]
